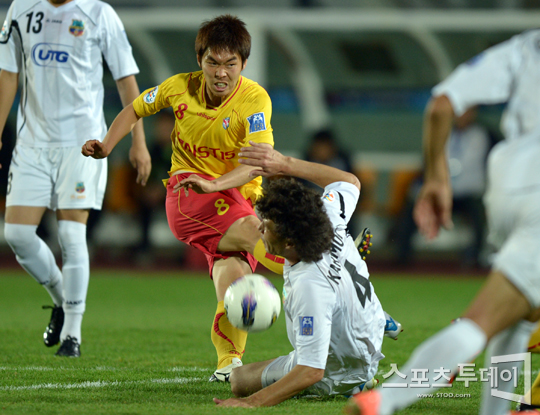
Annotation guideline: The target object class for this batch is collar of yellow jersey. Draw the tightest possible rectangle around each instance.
[200,76,244,110]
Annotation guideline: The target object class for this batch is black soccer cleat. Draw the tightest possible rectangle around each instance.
[55,336,81,357]
[515,400,540,412]
[354,227,373,260]
[43,305,64,347]
[208,358,242,382]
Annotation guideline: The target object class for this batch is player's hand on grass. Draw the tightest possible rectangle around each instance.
[129,144,151,186]
[239,141,287,178]
[81,140,110,159]
[213,397,255,408]
[413,179,453,240]
[174,175,217,195]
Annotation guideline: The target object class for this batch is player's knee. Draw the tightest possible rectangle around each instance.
[237,215,261,252]
[229,367,249,397]
[57,220,87,259]
[4,223,38,255]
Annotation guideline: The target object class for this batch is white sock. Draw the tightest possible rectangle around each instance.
[480,320,537,415]
[4,223,63,306]
[57,220,89,342]
[379,319,487,415]
[62,312,84,343]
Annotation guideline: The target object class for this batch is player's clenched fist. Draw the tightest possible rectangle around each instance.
[81,140,110,159]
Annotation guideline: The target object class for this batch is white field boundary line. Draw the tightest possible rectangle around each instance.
[0,376,205,392]
[0,366,209,372]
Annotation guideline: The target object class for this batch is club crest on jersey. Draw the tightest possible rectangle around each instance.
[247,112,266,134]
[323,191,335,202]
[75,182,85,193]
[300,317,314,336]
[69,20,84,37]
[144,86,158,104]
[222,117,230,130]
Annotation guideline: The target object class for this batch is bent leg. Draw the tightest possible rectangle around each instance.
[378,269,533,415]
[230,359,276,397]
[218,215,284,275]
[4,206,64,306]
[217,215,260,253]
[462,270,533,339]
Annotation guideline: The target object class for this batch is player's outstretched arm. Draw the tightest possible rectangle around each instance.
[239,141,360,190]
[0,69,18,169]
[413,94,455,239]
[116,75,151,186]
[174,163,260,194]
[81,103,140,159]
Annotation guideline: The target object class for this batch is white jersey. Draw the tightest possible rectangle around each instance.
[433,29,540,191]
[282,181,385,389]
[0,0,139,147]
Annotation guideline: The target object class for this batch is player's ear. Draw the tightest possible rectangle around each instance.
[197,54,202,68]
[241,59,247,71]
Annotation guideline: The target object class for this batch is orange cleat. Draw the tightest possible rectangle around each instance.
[344,390,381,415]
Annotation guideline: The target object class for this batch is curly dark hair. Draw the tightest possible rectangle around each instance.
[256,177,334,263]
[195,15,251,63]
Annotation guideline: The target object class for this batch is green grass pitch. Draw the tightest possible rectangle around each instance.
[0,269,534,414]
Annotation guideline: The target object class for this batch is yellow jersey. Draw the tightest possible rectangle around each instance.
[132,71,274,202]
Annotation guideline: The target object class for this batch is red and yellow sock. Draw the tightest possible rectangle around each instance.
[524,323,540,406]
[211,301,247,369]
[528,322,540,353]
[253,239,285,275]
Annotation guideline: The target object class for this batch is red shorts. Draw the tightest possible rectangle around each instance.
[166,173,258,276]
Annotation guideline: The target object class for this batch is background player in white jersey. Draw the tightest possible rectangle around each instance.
[212,142,386,407]
[347,30,540,415]
[0,0,150,357]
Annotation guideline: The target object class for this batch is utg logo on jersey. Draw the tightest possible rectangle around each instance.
[247,112,266,134]
[31,43,70,67]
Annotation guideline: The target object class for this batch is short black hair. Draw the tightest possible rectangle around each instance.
[256,177,334,263]
[195,15,251,63]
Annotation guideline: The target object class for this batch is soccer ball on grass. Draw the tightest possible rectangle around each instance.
[224,274,281,333]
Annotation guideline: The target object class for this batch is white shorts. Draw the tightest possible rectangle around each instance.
[6,144,107,210]
[484,175,540,309]
[261,351,367,396]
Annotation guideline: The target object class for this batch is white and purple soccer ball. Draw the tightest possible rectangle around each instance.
[224,274,281,333]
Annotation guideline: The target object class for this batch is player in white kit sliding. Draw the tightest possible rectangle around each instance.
[212,141,386,408]
[347,30,540,415]
[0,0,150,356]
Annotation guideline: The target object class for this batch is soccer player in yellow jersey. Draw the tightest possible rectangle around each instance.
[82,15,284,381]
